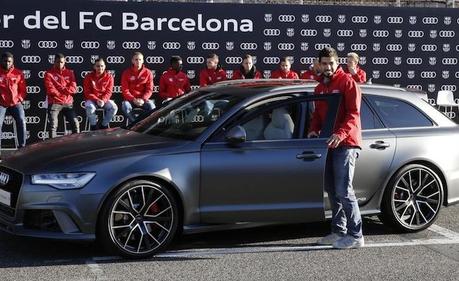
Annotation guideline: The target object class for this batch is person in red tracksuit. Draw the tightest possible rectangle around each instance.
[232,54,262,80]
[308,47,363,249]
[44,53,80,138]
[271,57,299,79]
[199,53,226,87]
[83,58,118,130]
[300,58,321,81]
[344,52,367,83]
[121,52,155,124]
[0,52,27,153]
[159,56,191,104]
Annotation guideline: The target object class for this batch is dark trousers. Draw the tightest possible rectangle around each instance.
[48,103,80,138]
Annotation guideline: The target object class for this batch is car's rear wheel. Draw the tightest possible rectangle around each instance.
[381,164,443,232]
[98,180,179,258]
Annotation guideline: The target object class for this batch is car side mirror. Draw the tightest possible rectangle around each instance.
[225,126,246,145]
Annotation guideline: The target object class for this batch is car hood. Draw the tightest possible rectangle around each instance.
[2,128,192,174]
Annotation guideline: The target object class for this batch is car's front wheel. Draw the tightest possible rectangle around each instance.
[98,180,179,258]
[381,164,444,232]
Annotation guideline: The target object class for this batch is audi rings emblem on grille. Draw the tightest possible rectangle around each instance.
[80,41,100,49]
[373,30,389,37]
[66,56,84,64]
[263,57,280,64]
[263,29,281,36]
[106,56,125,64]
[315,15,332,23]
[162,42,181,50]
[26,86,40,94]
[300,29,317,37]
[21,56,41,64]
[122,41,141,49]
[201,42,219,50]
[225,57,243,64]
[278,15,295,22]
[240,43,258,50]
[0,40,14,48]
[38,41,58,49]
[145,56,164,64]
[186,57,204,64]
[277,43,295,51]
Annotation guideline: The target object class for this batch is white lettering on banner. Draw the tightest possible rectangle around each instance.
[121,13,253,32]
[0,14,15,28]
[23,11,70,30]
[79,12,112,30]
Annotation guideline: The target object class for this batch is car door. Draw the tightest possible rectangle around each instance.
[199,95,340,223]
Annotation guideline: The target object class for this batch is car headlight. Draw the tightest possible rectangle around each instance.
[31,173,96,189]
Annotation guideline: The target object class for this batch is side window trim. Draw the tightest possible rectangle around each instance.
[361,96,385,130]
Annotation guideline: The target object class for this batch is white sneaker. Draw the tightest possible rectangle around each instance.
[317,233,344,245]
[333,235,364,249]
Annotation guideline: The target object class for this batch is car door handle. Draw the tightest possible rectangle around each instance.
[370,141,390,149]
[296,152,322,160]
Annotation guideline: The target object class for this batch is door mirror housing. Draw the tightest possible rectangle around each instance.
[225,126,246,145]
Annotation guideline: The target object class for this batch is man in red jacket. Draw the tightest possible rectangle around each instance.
[0,52,27,153]
[159,56,191,104]
[344,52,366,83]
[83,58,118,130]
[308,47,363,249]
[199,53,226,87]
[121,52,155,123]
[271,57,299,79]
[44,53,80,138]
[300,58,321,81]
[232,54,262,80]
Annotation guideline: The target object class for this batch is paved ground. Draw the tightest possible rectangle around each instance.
[0,204,458,281]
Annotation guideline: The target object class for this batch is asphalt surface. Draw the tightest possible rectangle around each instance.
[0,204,458,281]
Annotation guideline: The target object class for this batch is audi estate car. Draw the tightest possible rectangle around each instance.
[0,79,458,258]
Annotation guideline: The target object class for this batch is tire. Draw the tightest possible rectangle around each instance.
[98,180,179,258]
[381,164,443,232]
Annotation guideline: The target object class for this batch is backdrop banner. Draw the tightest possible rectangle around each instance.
[0,0,458,145]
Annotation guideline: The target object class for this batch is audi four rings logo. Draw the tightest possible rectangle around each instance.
[186,57,204,64]
[421,71,437,79]
[278,43,295,50]
[441,85,457,92]
[439,30,455,38]
[38,41,57,48]
[386,44,402,51]
[21,56,41,64]
[442,58,458,65]
[315,43,331,50]
[263,57,280,64]
[373,30,389,37]
[25,116,40,124]
[80,71,91,78]
[351,44,366,51]
[351,16,368,23]
[300,29,317,37]
[407,58,422,65]
[66,56,84,64]
[278,15,295,22]
[385,71,402,79]
[145,56,165,64]
[408,31,424,38]
[422,17,438,24]
[263,29,281,36]
[372,58,389,64]
[26,86,40,94]
[421,45,437,52]
[111,115,125,123]
[106,56,125,64]
[0,40,14,48]
[300,57,314,65]
[122,41,141,49]
[240,43,257,50]
[225,57,243,64]
[162,42,181,49]
[337,30,353,37]
[315,15,332,23]
[81,41,100,49]
[201,42,220,50]
[387,16,403,24]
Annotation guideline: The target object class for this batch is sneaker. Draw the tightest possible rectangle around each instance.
[333,235,364,249]
[317,233,344,245]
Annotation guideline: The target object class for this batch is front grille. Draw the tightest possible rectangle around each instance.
[0,166,23,218]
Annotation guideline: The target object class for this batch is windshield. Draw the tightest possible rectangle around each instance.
[130,91,244,140]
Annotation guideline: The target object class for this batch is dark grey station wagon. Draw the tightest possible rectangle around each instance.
[0,80,458,258]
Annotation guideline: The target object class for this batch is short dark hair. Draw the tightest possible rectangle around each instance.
[280,56,290,64]
[170,55,182,65]
[1,52,13,60]
[207,53,219,60]
[318,47,338,62]
[242,54,253,61]
[93,57,105,65]
[54,53,65,62]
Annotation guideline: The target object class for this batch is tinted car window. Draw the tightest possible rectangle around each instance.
[361,99,383,130]
[368,95,433,128]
